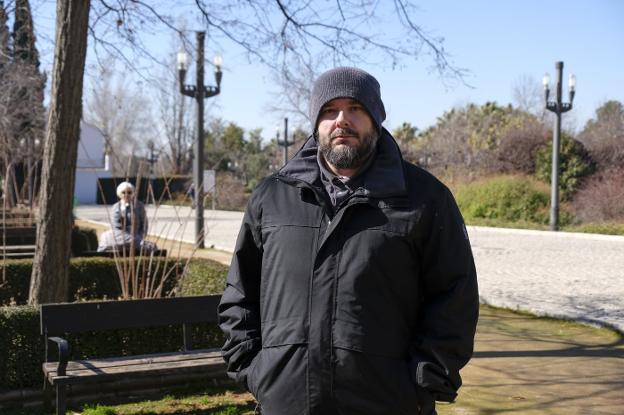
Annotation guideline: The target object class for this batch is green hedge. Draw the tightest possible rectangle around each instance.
[0,257,187,306]
[178,259,229,296]
[0,305,41,391]
[0,257,228,391]
[454,174,573,225]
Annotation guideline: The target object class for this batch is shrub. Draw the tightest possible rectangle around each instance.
[209,172,249,211]
[534,133,594,200]
[178,258,229,296]
[0,305,41,390]
[0,257,227,306]
[415,102,549,177]
[571,168,624,222]
[454,175,569,225]
[577,100,624,171]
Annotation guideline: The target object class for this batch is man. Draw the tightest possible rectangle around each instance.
[218,67,479,415]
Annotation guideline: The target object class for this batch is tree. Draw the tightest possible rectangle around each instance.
[31,0,463,304]
[0,0,45,207]
[29,0,90,305]
[80,1,465,128]
[0,0,7,52]
[84,60,155,176]
[511,74,544,117]
[578,100,624,171]
[415,102,549,176]
[157,41,194,175]
[392,122,419,163]
[241,128,271,190]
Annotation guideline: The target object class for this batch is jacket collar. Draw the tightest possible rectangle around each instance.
[277,128,408,199]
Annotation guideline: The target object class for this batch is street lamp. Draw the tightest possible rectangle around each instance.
[177,31,222,248]
[543,61,575,231]
[276,117,294,166]
[146,140,159,204]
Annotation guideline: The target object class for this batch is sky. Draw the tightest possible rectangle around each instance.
[25,0,624,144]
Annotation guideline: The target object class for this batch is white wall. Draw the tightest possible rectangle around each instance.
[74,122,111,204]
[77,122,106,169]
[74,170,112,205]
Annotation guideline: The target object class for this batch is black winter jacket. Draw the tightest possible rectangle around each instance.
[218,130,479,415]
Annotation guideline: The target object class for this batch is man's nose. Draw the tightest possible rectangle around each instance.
[335,110,350,127]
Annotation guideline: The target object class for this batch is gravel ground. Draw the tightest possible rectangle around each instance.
[469,226,624,333]
[75,206,624,333]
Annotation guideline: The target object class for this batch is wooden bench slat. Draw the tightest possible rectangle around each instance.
[0,245,36,251]
[44,354,224,379]
[44,349,221,372]
[45,354,225,385]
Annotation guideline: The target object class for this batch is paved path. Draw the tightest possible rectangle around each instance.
[75,206,624,333]
[76,205,242,252]
[469,226,624,333]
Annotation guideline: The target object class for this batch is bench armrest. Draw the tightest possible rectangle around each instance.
[47,337,69,376]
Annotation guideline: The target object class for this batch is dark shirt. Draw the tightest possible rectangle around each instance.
[317,150,374,212]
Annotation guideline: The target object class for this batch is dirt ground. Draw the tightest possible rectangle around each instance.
[76,220,624,415]
[442,306,624,415]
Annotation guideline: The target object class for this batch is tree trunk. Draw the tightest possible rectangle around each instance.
[28,0,90,305]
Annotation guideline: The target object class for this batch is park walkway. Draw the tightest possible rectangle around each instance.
[75,205,624,333]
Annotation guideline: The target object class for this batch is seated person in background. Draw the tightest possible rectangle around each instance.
[97,181,154,252]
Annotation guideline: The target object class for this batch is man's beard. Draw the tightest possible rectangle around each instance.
[318,127,378,170]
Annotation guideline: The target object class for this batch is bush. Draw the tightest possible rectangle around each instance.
[577,100,624,171]
[571,168,624,222]
[208,172,249,211]
[0,305,41,390]
[0,257,227,306]
[534,133,594,200]
[454,175,568,225]
[178,258,229,296]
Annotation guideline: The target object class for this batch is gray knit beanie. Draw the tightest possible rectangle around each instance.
[309,67,386,133]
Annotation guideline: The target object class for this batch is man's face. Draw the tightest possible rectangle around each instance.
[317,98,378,171]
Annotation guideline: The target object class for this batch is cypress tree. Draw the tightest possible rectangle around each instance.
[0,0,9,69]
[12,0,39,67]
[8,0,46,207]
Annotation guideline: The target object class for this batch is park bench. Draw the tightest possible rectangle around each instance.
[40,294,225,415]
[1,209,37,258]
[79,248,168,258]
[0,226,37,258]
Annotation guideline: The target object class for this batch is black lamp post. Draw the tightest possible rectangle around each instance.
[177,31,222,248]
[276,117,294,166]
[543,61,575,231]
[146,140,159,204]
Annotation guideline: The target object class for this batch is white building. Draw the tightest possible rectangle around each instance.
[74,121,112,205]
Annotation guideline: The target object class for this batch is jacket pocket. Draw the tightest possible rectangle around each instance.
[333,347,423,415]
[246,350,263,397]
[250,345,308,414]
[261,316,308,347]
[332,319,409,359]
